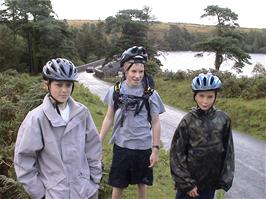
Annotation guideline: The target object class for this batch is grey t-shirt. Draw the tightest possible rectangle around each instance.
[103,81,165,150]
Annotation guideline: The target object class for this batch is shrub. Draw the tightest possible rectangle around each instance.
[161,69,266,99]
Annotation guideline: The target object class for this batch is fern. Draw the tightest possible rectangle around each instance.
[0,175,29,199]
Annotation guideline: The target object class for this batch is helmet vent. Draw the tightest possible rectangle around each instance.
[51,64,57,72]
[46,68,51,74]
[203,77,207,86]
[60,64,67,75]
[69,66,73,77]
[210,76,214,85]
[131,46,137,53]
[196,78,200,86]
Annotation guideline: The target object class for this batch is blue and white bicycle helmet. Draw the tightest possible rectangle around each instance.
[120,46,148,67]
[42,58,78,81]
[192,73,222,92]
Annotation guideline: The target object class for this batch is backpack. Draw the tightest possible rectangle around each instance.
[113,72,155,127]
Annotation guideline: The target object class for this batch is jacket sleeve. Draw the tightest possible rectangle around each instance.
[14,112,45,199]
[217,117,235,191]
[85,111,102,184]
[170,117,196,192]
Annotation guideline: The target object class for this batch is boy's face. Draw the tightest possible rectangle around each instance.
[195,90,216,111]
[49,80,73,104]
[124,63,144,87]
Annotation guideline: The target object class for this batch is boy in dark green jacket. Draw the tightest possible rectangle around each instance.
[170,73,234,199]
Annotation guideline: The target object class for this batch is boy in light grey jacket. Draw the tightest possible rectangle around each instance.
[14,58,102,199]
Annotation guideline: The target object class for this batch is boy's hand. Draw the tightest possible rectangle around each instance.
[149,148,159,168]
[187,186,199,198]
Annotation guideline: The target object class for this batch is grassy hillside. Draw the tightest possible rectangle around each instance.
[66,19,263,33]
[66,19,102,27]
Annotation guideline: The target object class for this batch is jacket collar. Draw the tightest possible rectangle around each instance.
[42,94,85,127]
[192,106,216,117]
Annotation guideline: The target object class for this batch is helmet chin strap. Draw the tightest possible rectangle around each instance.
[46,80,74,115]
[48,92,62,116]
[47,84,64,115]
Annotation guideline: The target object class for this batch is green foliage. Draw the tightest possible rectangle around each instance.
[74,22,108,63]
[0,70,46,197]
[201,5,238,27]
[244,29,266,53]
[0,24,26,72]
[145,59,161,76]
[217,98,266,140]
[0,0,79,73]
[164,25,195,51]
[0,175,29,199]
[103,7,158,62]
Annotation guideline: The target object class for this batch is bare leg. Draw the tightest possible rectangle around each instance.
[137,184,147,199]
[112,187,123,199]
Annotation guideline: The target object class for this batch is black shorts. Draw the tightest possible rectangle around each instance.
[108,144,153,188]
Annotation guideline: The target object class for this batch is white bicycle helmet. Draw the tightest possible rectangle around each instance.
[192,73,222,92]
[120,46,148,67]
[42,58,78,81]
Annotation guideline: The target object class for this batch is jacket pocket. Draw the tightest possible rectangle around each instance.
[73,170,93,198]
[45,178,69,199]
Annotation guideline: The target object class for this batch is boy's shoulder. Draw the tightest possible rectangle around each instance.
[71,98,90,114]
[180,111,195,123]
[215,108,231,120]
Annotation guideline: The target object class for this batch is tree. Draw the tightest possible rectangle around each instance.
[252,63,266,76]
[0,0,25,45]
[74,22,108,63]
[165,25,194,50]
[0,24,26,71]
[193,5,251,71]
[104,7,159,64]
[1,0,78,73]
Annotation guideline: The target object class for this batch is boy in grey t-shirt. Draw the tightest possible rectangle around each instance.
[100,46,165,199]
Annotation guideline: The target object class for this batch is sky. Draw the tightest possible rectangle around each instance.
[51,0,266,29]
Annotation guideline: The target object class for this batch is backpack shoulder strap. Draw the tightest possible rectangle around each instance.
[134,73,155,127]
[143,72,155,96]
[113,81,122,111]
[114,81,121,94]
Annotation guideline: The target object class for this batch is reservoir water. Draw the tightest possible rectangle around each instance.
[157,51,266,77]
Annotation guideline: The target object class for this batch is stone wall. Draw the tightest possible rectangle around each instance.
[76,59,105,72]
[77,58,122,79]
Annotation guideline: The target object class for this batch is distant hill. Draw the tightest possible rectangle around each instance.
[66,19,261,33]
[66,19,101,27]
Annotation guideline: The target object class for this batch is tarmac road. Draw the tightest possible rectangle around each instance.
[77,72,266,199]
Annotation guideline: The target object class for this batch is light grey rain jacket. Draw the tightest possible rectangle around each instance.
[14,94,102,199]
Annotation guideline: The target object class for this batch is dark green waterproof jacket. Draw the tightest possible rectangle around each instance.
[170,107,234,193]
